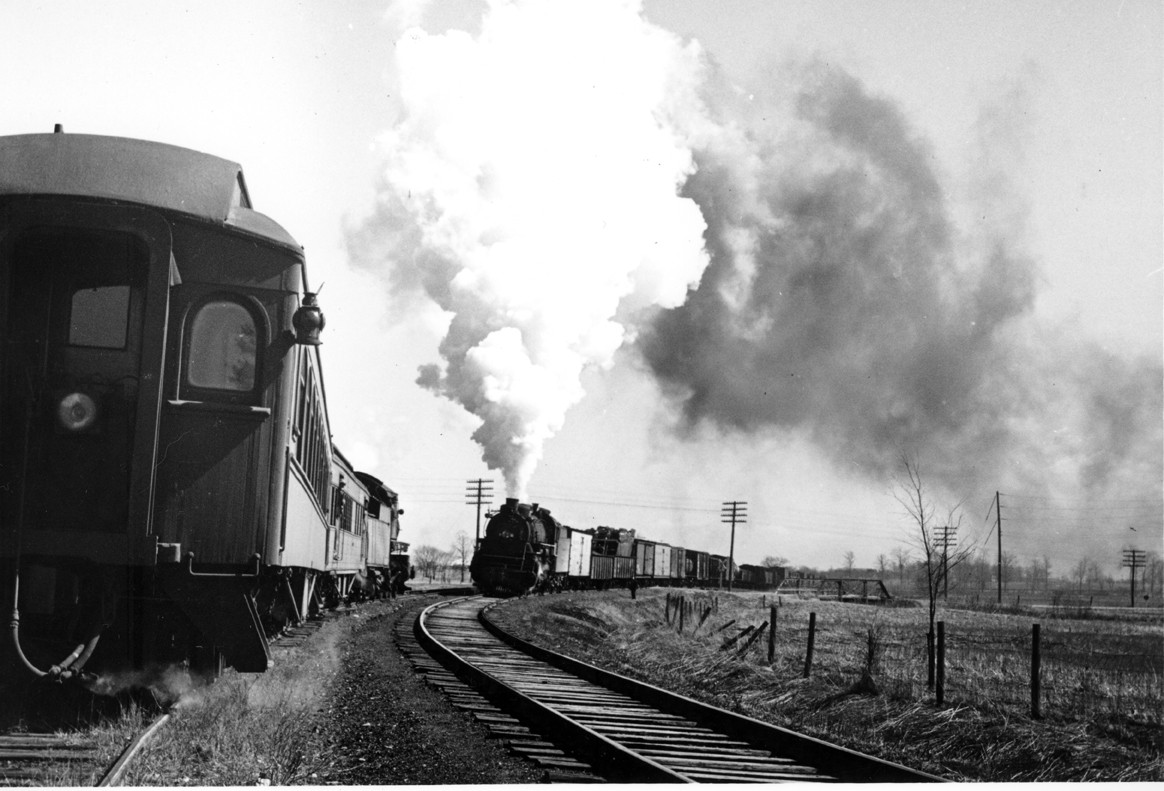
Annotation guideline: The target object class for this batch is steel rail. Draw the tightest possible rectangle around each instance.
[480,598,946,782]
[417,597,685,782]
[95,711,171,787]
[419,596,944,783]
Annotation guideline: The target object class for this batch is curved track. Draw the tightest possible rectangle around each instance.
[415,596,945,783]
[0,711,169,787]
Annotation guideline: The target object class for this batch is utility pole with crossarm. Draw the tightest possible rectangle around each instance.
[1122,548,1147,608]
[935,525,957,600]
[721,501,747,592]
[466,479,494,551]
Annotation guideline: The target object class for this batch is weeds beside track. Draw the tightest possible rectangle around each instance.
[490,588,1162,781]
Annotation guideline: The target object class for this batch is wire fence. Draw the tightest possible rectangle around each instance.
[727,596,1163,721]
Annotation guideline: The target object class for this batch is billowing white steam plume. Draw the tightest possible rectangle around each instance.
[352,2,1161,563]
[351,0,713,496]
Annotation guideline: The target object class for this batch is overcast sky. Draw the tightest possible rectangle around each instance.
[3,0,1160,576]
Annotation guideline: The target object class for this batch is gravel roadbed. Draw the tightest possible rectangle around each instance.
[314,594,544,785]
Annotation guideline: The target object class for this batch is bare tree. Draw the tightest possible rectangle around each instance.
[1025,556,1049,592]
[1072,557,1089,593]
[1146,552,1163,600]
[413,545,446,582]
[761,555,790,568]
[842,550,856,574]
[895,453,972,689]
[876,553,889,577]
[892,546,912,591]
[1000,552,1019,595]
[452,530,471,583]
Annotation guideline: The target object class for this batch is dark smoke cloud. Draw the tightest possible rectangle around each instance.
[639,62,1162,511]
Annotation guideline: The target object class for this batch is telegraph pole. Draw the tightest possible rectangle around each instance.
[466,479,494,550]
[935,525,957,600]
[1122,549,1146,608]
[720,501,747,592]
[995,491,1003,605]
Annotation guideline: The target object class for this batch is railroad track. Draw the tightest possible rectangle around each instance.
[412,596,945,783]
[395,595,602,782]
[0,711,169,787]
[0,617,327,787]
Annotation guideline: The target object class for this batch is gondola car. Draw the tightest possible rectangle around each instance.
[0,129,405,682]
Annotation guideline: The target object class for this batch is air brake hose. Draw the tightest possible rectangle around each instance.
[53,642,89,672]
[8,572,47,678]
[57,633,102,680]
[8,569,103,681]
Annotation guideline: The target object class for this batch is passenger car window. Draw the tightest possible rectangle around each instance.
[69,285,130,348]
[187,300,257,391]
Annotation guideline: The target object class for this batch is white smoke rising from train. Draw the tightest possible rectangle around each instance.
[351,2,1161,563]
[351,0,714,497]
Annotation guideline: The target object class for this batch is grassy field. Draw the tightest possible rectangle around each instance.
[490,587,1163,782]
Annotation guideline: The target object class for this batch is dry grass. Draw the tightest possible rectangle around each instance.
[493,588,1163,782]
[111,612,357,786]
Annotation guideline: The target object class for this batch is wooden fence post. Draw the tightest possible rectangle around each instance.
[936,621,946,706]
[803,612,817,678]
[678,596,685,632]
[739,622,768,656]
[1031,623,1042,719]
[767,605,777,663]
[926,627,935,690]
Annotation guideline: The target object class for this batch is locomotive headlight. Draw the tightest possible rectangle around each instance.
[57,392,99,431]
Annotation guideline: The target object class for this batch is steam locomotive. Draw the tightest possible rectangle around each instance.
[0,130,408,684]
[470,497,786,596]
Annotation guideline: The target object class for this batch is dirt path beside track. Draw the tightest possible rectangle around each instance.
[314,595,543,785]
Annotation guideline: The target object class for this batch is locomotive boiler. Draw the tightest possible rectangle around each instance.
[469,498,562,596]
[0,129,405,684]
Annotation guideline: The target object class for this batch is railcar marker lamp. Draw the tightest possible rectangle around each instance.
[58,392,99,431]
[293,291,325,346]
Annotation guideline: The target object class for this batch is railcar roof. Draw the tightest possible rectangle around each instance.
[0,132,300,250]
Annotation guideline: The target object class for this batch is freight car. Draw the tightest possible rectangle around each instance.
[0,129,406,684]
[471,497,784,596]
[469,500,896,600]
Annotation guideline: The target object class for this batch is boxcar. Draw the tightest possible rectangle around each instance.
[569,528,593,578]
[634,539,656,579]
[653,543,671,579]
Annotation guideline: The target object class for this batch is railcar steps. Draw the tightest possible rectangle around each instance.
[415,596,944,784]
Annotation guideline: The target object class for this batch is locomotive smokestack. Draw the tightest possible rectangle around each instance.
[53,124,64,134]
